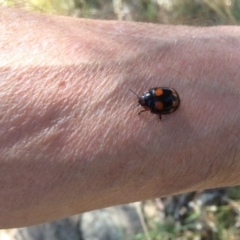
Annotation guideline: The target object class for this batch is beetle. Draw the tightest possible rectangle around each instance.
[130,87,180,119]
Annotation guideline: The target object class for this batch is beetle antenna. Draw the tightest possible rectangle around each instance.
[129,89,139,98]
[129,89,140,111]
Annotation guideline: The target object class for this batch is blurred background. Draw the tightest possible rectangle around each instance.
[2,0,240,24]
[2,0,240,239]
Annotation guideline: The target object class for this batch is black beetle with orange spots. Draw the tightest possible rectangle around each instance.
[130,87,180,119]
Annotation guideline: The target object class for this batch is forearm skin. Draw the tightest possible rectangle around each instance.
[0,8,240,228]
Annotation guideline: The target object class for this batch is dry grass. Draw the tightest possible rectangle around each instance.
[2,0,240,25]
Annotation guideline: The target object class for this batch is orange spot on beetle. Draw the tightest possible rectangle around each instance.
[155,101,164,111]
[155,88,163,96]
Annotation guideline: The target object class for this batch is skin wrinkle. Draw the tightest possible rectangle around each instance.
[2,64,90,164]
[197,129,240,190]
[1,84,65,150]
[218,147,237,186]
[209,148,238,188]
[215,130,240,185]
[119,121,145,188]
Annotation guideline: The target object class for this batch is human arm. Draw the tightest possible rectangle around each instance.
[1,7,240,228]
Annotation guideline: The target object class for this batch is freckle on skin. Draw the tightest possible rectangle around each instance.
[59,81,66,88]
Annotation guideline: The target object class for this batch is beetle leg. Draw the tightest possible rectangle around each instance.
[159,114,162,120]
[138,110,147,115]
